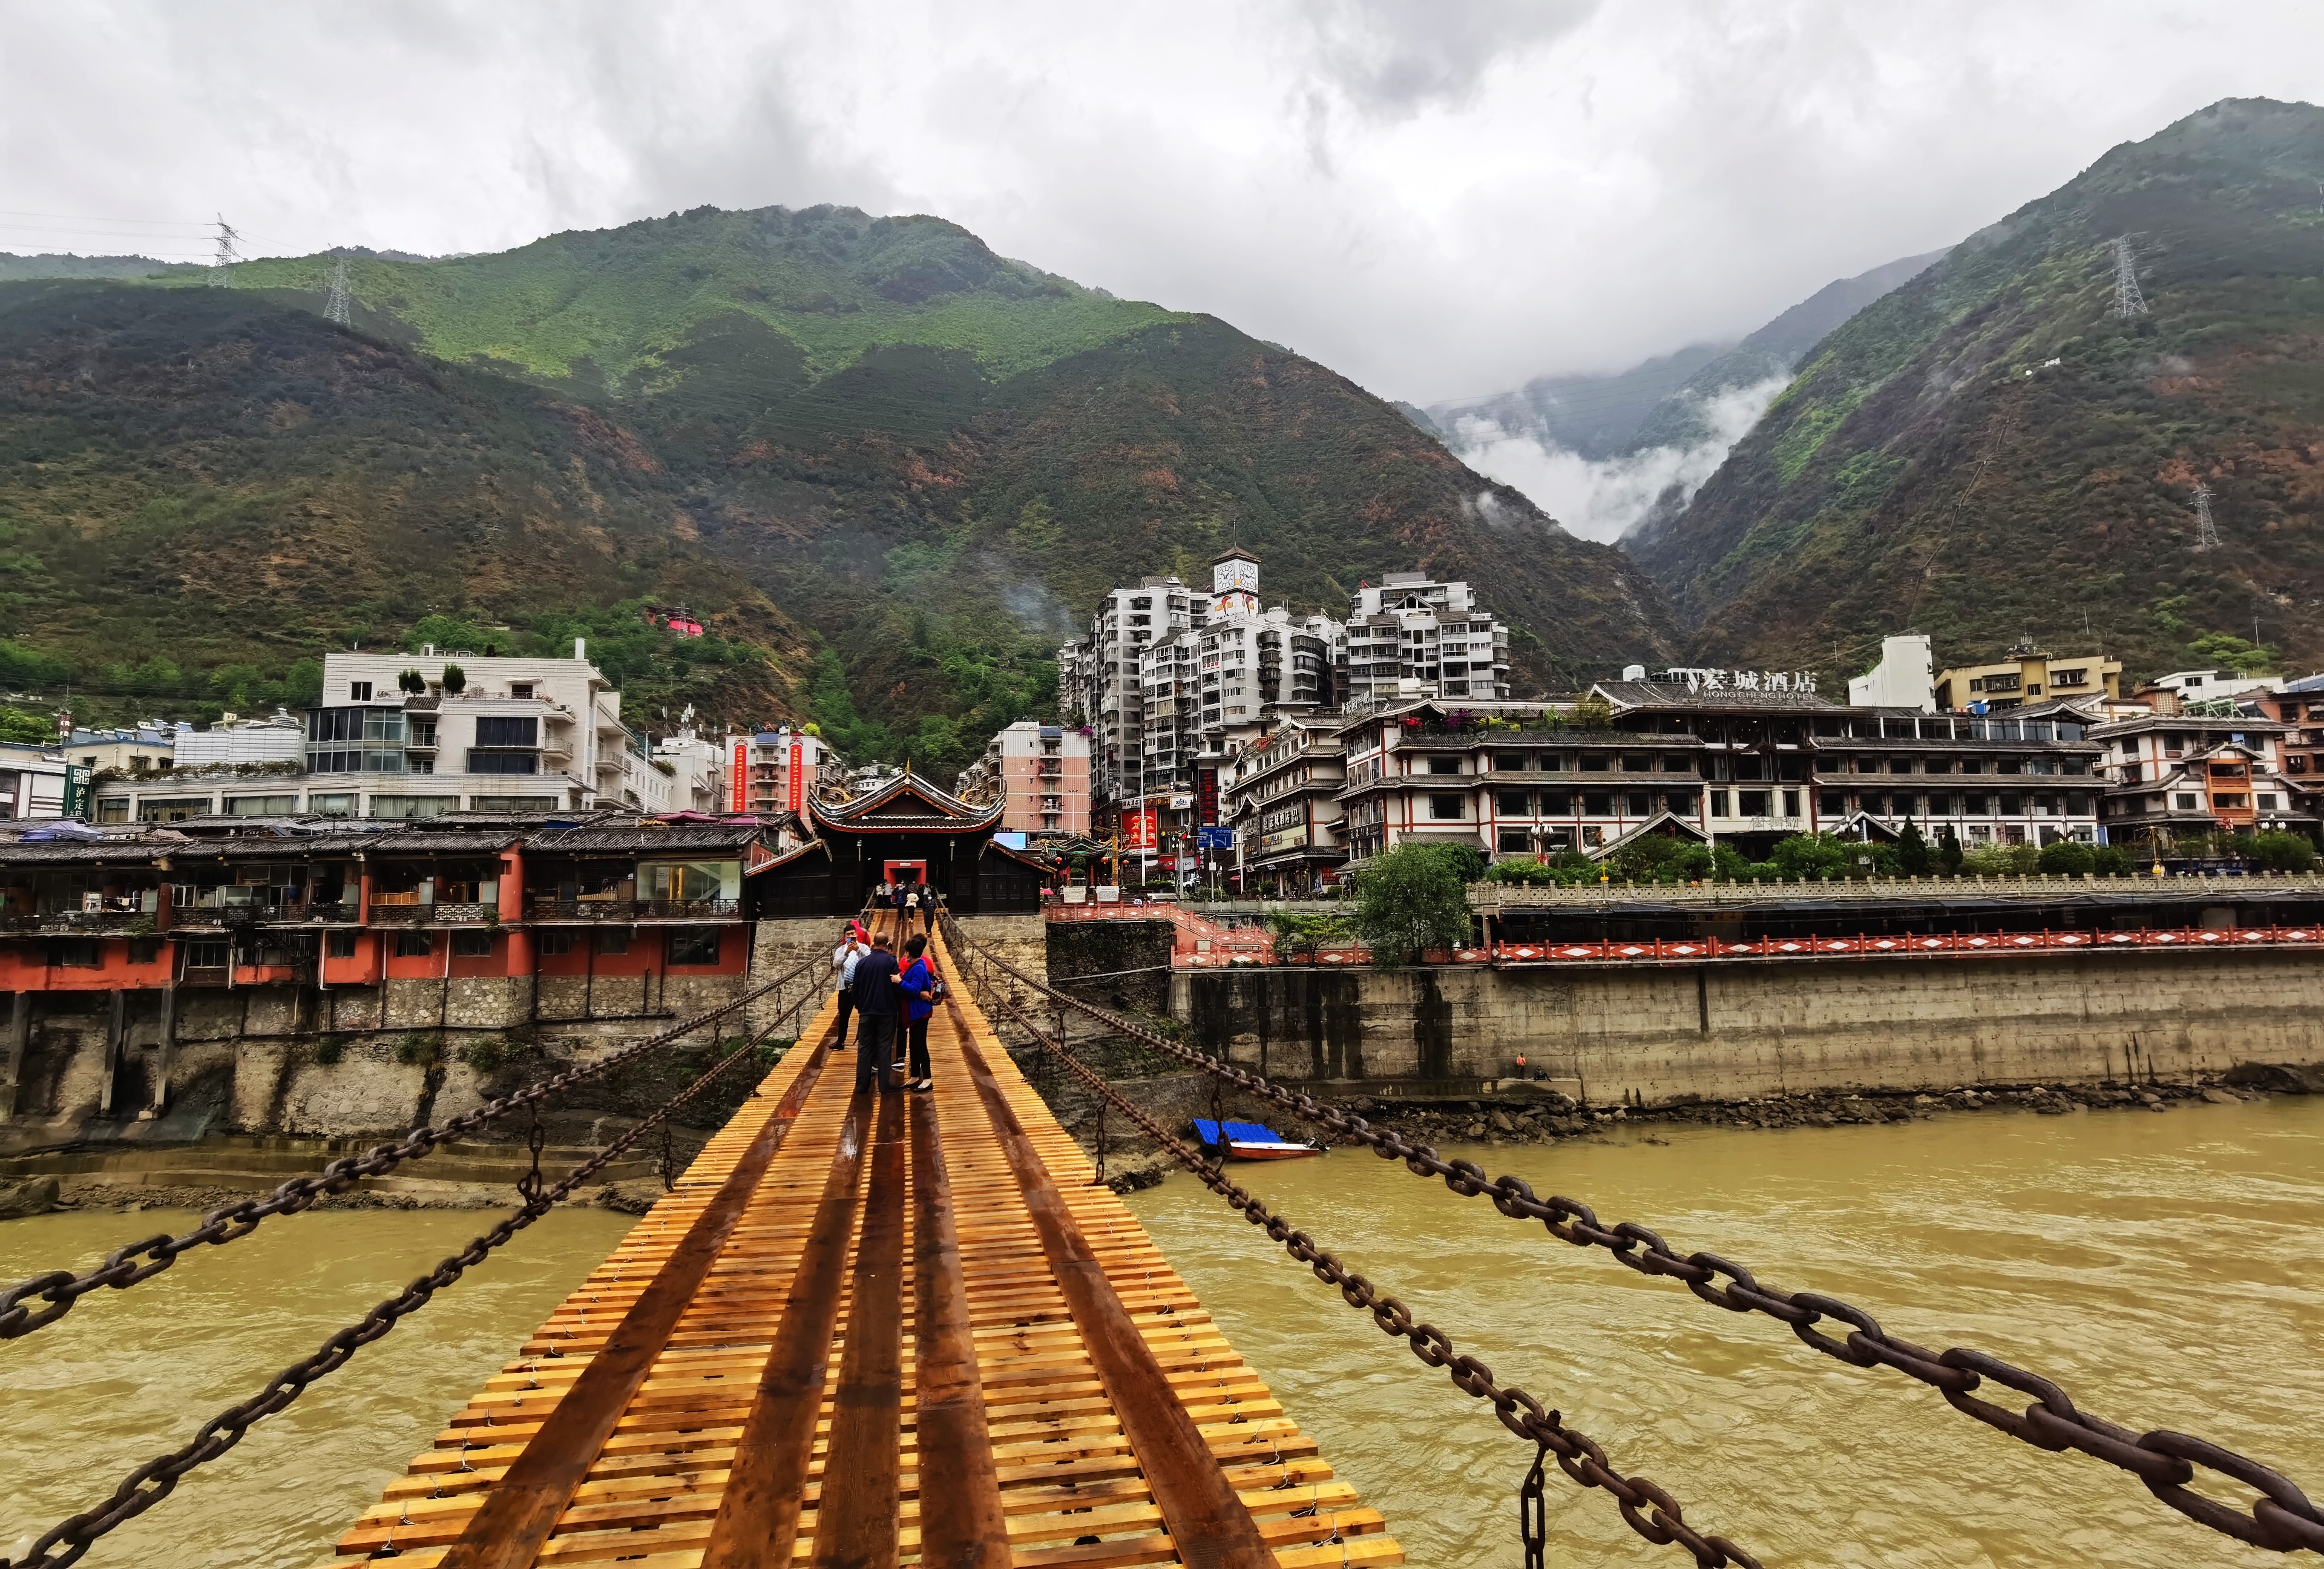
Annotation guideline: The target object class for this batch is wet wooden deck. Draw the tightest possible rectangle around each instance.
[321,916,1402,1568]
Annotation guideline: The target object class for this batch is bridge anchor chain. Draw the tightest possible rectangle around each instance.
[1520,1440,1550,1567]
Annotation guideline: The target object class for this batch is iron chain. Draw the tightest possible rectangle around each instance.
[0,956,820,1341]
[1,1014,789,1569]
[945,916,2324,1559]
[960,939,1761,1569]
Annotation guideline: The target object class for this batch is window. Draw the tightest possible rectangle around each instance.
[1537,754,1564,771]
[349,680,373,700]
[510,683,534,700]
[1493,752,1528,772]
[1661,755,1694,774]
[1426,756,1460,775]
[595,929,631,955]
[1784,790,1801,817]
[1663,792,1693,815]
[309,793,357,817]
[451,930,494,958]
[2214,794,2248,810]
[475,715,539,748]
[1738,790,1771,817]
[1583,791,1614,817]
[467,750,540,774]
[137,797,212,823]
[96,799,130,824]
[1541,789,1572,815]
[1709,790,1730,817]
[1620,754,1652,772]
[538,930,576,956]
[1819,791,1846,815]
[1495,829,1532,853]
[2000,794,2026,815]
[183,938,229,969]
[645,862,739,904]
[1889,758,1914,775]
[129,936,162,965]
[52,938,100,968]
[1495,789,1532,815]
[1626,792,1650,816]
[327,930,358,958]
[227,795,298,817]
[2259,793,2281,810]
[2175,793,2200,810]
[395,930,434,958]
[1427,793,1466,821]
[668,928,721,965]
[368,795,455,820]
[1580,754,1610,772]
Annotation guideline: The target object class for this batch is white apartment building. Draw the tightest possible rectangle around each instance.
[0,744,69,821]
[1074,575,1201,810]
[652,708,729,814]
[1344,573,1511,706]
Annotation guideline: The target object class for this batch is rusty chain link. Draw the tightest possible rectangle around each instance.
[956,939,1761,1569]
[0,1007,800,1569]
[944,915,2324,1559]
[0,955,821,1342]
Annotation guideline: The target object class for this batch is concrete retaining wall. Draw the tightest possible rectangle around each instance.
[1173,950,2324,1104]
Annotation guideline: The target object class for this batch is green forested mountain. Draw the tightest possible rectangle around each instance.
[1627,97,2324,683]
[0,205,1673,773]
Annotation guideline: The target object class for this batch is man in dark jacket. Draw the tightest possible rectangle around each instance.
[850,934,901,1093]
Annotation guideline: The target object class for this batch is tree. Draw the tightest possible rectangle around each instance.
[1895,820,1932,876]
[1937,825,1965,876]
[440,663,467,695]
[398,668,426,694]
[1768,832,1852,880]
[1570,692,1614,728]
[2036,838,2096,875]
[2246,830,2317,873]
[1267,907,1354,962]
[2187,632,2274,676]
[2092,844,2132,876]
[1350,844,1475,964]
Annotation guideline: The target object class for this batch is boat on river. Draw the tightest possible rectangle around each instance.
[1193,1118,1324,1160]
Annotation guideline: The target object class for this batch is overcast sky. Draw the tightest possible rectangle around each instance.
[3,0,2318,404]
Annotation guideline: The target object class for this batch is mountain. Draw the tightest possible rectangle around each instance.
[1426,250,1943,541]
[0,253,200,282]
[0,205,1674,773]
[1627,97,2324,685]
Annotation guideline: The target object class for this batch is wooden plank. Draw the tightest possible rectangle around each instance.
[810,1069,909,1567]
[697,1077,876,1567]
[432,1021,836,1569]
[906,1064,1013,1568]
[951,1008,1277,1569]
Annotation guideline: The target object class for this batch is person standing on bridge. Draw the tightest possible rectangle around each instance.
[830,924,869,1051]
[896,932,936,1091]
[850,933,901,1093]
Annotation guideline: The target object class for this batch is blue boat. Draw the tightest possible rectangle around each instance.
[1193,1119,1324,1160]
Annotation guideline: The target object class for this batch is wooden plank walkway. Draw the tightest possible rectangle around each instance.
[321,914,1402,1568]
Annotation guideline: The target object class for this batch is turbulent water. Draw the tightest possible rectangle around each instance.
[3,1101,2319,1568]
[0,1206,634,1567]
[1128,1097,2324,1568]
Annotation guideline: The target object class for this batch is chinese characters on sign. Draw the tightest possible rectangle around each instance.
[1125,808,1157,850]
[1660,667,1819,694]
[730,742,747,813]
[787,741,804,814]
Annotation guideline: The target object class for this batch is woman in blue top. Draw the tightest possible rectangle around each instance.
[896,933,937,1091]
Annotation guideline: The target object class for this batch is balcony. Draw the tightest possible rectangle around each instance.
[525,896,741,921]
[1,907,155,935]
[368,900,494,924]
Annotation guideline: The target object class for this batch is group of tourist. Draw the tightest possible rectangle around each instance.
[830,905,939,1094]
[872,877,939,932]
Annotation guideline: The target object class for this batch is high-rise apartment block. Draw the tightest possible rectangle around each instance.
[1344,574,1511,706]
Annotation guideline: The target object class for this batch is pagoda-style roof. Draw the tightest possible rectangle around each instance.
[808,771,1005,835]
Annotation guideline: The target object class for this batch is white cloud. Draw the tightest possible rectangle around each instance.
[1,2,2318,400]
[1448,375,1790,542]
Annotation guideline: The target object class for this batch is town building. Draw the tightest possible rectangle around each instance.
[1846,635,1936,711]
[0,744,70,821]
[1219,716,1348,889]
[1068,575,1201,820]
[1331,680,2107,869]
[1934,642,2123,711]
[64,725,179,774]
[2133,668,2283,713]
[2250,675,2324,786]
[735,725,839,818]
[651,708,729,814]
[957,720,1090,838]
[172,714,304,768]
[2090,709,2311,847]
[1343,573,1511,707]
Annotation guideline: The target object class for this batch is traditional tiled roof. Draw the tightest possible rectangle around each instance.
[522,824,765,854]
[1594,680,1837,711]
[810,771,1003,834]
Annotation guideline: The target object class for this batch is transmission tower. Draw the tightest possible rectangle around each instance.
[210,214,242,282]
[323,256,352,326]
[2112,235,2148,318]
[2193,481,2222,549]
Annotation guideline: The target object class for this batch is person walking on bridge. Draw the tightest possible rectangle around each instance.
[850,933,901,1093]
[829,923,869,1051]
[896,932,937,1091]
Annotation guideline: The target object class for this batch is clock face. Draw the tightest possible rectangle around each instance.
[1215,556,1258,593]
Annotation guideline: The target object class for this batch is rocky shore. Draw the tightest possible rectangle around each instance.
[0,1175,676,1220]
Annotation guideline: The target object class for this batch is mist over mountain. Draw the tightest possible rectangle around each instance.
[1425,249,1946,542]
[1628,97,2324,684]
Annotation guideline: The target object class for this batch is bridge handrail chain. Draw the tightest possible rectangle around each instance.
[941,915,2324,1558]
[951,938,1761,1569]
[0,1002,803,1569]
[0,953,822,1342]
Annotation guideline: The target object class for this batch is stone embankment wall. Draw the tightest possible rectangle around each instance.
[1173,950,2324,1104]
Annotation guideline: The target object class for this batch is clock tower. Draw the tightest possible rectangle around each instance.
[1211,547,1261,619]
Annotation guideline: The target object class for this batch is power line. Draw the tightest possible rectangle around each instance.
[2111,235,2148,319]
[211,214,243,281]
[0,208,214,228]
[324,255,352,326]
[2193,481,2221,550]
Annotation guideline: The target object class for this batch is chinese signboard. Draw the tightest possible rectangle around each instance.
[730,742,748,813]
[787,741,804,814]
[1659,668,1819,694]
[1196,767,1219,826]
[1125,808,1157,850]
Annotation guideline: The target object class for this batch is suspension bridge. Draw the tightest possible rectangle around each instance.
[4,911,2320,1567]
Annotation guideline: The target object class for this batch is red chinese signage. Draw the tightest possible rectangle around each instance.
[788,741,805,814]
[1126,808,1157,850]
[1197,767,1218,826]
[730,742,748,813]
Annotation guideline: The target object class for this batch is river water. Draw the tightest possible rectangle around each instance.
[3,1100,2319,1568]
[1127,1096,2324,1567]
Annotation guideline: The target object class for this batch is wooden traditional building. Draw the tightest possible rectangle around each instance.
[746,772,1045,916]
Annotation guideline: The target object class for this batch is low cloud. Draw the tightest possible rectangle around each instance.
[1447,375,1788,543]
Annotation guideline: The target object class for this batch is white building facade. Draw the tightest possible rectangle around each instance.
[1344,573,1511,707]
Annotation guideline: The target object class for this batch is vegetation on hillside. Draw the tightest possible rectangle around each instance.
[1628,97,2324,688]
